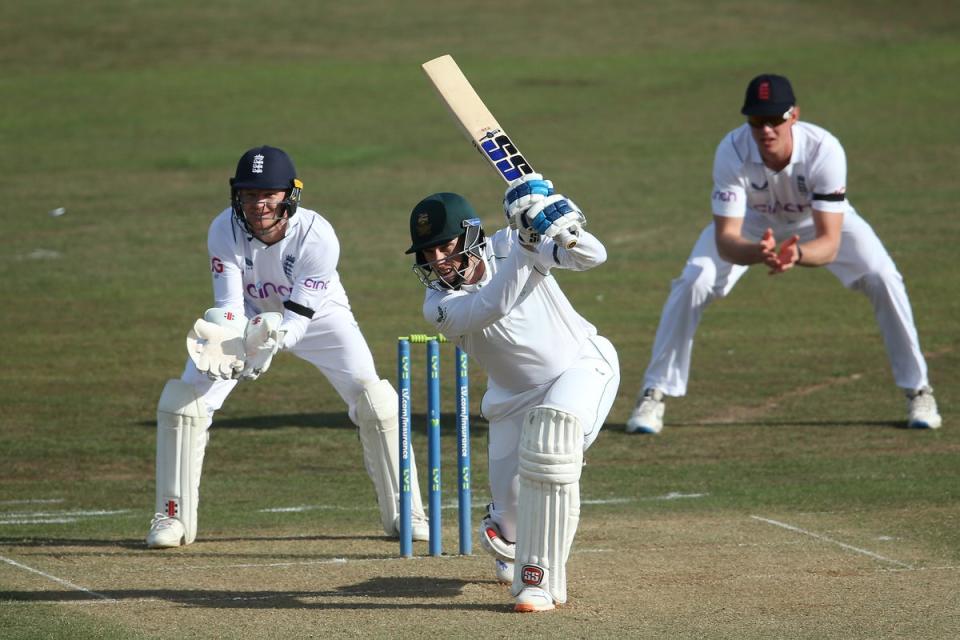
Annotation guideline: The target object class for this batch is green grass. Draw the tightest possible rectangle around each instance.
[1,1,958,638]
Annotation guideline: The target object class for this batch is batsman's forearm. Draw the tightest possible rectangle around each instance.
[538,232,607,272]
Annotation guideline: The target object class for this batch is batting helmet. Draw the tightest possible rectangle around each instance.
[407,192,486,290]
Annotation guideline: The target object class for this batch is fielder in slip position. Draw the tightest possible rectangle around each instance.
[406,182,620,612]
[146,145,430,548]
[626,74,941,435]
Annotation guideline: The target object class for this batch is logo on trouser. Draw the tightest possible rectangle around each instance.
[520,564,545,586]
[164,499,180,518]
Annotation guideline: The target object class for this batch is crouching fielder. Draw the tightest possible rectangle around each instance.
[406,182,620,612]
[147,145,429,549]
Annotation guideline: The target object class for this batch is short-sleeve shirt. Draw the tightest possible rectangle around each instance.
[710,122,852,225]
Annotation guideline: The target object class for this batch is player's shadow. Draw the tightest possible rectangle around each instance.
[0,533,392,554]
[0,577,507,611]
[668,419,905,429]
[135,412,487,431]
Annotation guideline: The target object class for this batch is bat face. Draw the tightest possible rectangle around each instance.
[422,54,580,248]
[477,130,534,182]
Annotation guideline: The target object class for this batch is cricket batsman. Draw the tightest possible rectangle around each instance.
[406,183,620,612]
[146,146,430,548]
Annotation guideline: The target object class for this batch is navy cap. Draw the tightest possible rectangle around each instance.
[741,74,796,117]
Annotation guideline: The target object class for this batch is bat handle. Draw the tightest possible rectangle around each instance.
[554,224,580,249]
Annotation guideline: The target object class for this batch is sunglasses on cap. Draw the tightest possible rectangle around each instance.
[748,106,795,129]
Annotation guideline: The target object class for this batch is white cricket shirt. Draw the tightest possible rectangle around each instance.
[207,207,350,349]
[711,121,853,225]
[422,229,605,392]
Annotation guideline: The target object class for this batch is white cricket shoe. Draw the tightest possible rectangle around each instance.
[146,514,185,549]
[495,559,514,585]
[392,515,431,542]
[411,516,430,542]
[625,388,665,434]
[514,586,555,613]
[906,387,942,429]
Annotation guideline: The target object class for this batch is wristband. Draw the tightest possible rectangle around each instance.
[796,245,804,265]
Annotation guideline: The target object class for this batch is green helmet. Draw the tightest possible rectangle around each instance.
[406,193,482,253]
[406,192,486,290]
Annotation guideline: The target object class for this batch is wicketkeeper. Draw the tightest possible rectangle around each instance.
[406,184,620,612]
[146,146,429,548]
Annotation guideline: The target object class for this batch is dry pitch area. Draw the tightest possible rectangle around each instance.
[3,499,958,638]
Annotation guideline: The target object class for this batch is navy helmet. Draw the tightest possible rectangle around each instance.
[229,146,303,235]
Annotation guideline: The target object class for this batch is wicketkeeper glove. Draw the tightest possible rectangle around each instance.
[239,312,285,381]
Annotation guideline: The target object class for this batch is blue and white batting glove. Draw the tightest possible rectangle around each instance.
[503,173,554,229]
[523,194,585,242]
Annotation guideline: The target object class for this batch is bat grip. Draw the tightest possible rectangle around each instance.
[554,224,580,249]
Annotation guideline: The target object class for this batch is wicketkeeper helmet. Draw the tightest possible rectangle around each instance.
[230,146,303,236]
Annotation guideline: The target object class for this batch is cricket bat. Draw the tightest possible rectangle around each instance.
[421,54,580,249]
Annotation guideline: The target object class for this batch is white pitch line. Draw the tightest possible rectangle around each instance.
[751,516,912,568]
[0,519,80,525]
[0,509,132,527]
[0,499,65,506]
[0,555,114,601]
[651,492,708,501]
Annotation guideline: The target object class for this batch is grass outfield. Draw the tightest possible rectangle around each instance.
[1,1,958,638]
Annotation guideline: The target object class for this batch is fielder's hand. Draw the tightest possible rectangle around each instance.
[759,228,779,271]
[186,309,247,381]
[503,173,554,229]
[240,312,284,381]
[768,235,800,275]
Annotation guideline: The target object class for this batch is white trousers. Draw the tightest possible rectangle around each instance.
[643,211,929,396]
[179,305,380,425]
[481,335,620,541]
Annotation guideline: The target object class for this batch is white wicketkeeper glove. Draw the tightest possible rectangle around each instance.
[239,312,284,381]
[186,308,247,381]
[522,194,585,249]
[502,173,554,230]
[478,510,515,562]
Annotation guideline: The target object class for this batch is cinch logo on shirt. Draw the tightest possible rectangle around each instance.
[755,201,810,214]
[247,281,293,299]
[303,278,328,290]
[713,190,737,202]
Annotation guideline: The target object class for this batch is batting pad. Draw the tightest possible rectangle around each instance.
[513,406,583,604]
[357,379,427,535]
[156,379,210,545]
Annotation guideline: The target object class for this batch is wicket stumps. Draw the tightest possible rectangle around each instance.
[398,334,472,557]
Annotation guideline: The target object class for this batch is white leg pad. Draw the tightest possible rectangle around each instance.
[156,379,209,545]
[357,379,428,536]
[512,406,583,604]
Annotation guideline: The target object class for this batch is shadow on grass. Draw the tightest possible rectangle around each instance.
[134,412,488,431]
[667,419,906,429]
[0,532,392,550]
[0,577,508,611]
